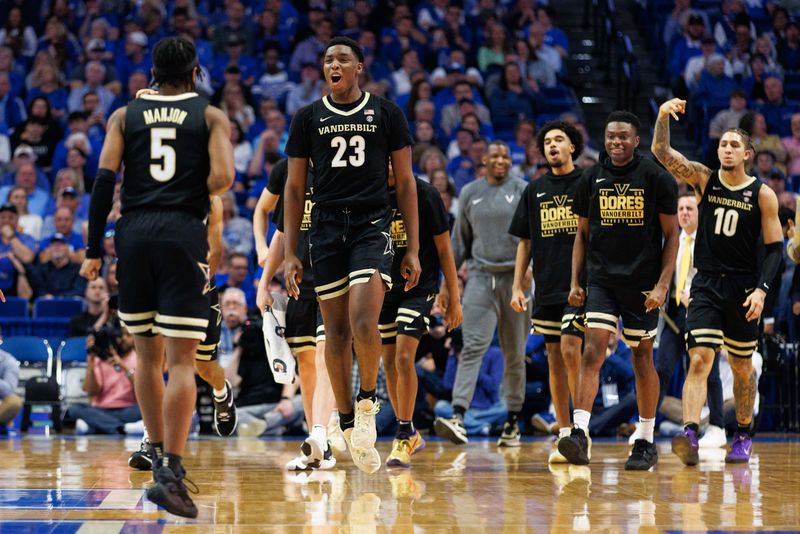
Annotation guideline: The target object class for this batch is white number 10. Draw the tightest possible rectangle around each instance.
[713,207,739,237]
[150,127,177,182]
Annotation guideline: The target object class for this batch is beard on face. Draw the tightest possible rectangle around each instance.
[721,164,736,171]
[548,158,563,168]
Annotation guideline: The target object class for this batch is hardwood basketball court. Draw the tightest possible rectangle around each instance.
[0,434,798,532]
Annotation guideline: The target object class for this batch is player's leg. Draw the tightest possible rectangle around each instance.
[381,344,399,416]
[318,295,354,424]
[559,285,616,465]
[496,274,531,447]
[674,273,724,466]
[310,339,339,461]
[378,291,401,412]
[721,275,760,463]
[434,271,498,444]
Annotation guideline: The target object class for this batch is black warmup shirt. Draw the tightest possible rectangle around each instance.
[573,153,678,289]
[270,159,315,293]
[509,168,584,305]
[284,91,413,208]
[695,171,763,275]
[388,178,450,293]
[122,92,210,218]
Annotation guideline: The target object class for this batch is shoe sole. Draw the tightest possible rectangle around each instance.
[557,439,589,465]
[146,483,198,519]
[434,419,468,445]
[411,438,426,456]
[671,435,699,466]
[624,456,658,471]
[724,453,751,464]
[386,456,411,468]
[213,406,238,438]
[497,438,521,448]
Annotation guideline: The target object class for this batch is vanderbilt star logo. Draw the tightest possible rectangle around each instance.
[211,302,221,327]
[198,262,211,294]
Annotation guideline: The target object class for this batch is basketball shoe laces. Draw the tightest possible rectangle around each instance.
[354,400,381,447]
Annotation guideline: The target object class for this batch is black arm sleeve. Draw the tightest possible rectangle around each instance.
[85,168,117,259]
[758,241,783,293]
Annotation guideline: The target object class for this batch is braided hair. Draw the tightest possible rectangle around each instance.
[151,37,200,90]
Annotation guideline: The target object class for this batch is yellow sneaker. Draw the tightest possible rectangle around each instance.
[386,432,426,468]
[388,470,426,500]
[343,427,381,474]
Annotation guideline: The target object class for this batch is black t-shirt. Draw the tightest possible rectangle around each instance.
[509,168,584,305]
[273,161,315,293]
[68,311,102,337]
[573,154,678,289]
[284,91,413,208]
[122,92,211,219]
[695,171,763,275]
[387,179,450,293]
[235,322,283,407]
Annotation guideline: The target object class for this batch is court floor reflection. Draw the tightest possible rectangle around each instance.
[0,435,798,531]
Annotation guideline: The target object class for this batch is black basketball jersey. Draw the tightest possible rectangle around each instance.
[122,92,211,218]
[273,160,315,293]
[284,91,413,209]
[388,178,450,293]
[509,168,584,305]
[695,171,762,274]
[573,153,678,289]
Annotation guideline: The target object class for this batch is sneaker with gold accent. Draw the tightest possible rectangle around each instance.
[386,431,426,468]
[327,412,347,454]
[351,399,380,451]
[343,427,381,474]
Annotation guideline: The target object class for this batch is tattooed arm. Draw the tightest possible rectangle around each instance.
[651,98,713,195]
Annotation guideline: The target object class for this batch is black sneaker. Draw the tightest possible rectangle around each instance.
[128,437,153,471]
[557,428,590,465]
[213,380,238,437]
[625,439,658,471]
[434,415,468,444]
[496,422,521,447]
[146,465,199,518]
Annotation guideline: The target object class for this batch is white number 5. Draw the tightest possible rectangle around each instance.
[150,127,177,182]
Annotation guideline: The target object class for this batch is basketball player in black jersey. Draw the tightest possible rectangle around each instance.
[381,162,462,468]
[558,111,679,471]
[255,159,340,471]
[652,98,783,465]
[283,36,421,474]
[80,37,234,518]
[508,121,585,464]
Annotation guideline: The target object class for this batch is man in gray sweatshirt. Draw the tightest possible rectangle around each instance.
[434,140,531,446]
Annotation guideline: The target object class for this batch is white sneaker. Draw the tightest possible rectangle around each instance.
[301,435,326,465]
[75,419,89,435]
[351,399,380,451]
[699,425,727,449]
[343,427,381,474]
[549,438,569,463]
[285,443,337,471]
[327,412,348,454]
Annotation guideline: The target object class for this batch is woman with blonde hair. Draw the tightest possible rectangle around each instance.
[7,185,42,240]
[418,146,448,182]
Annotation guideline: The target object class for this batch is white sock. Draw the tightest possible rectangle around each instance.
[638,417,655,443]
[213,387,227,400]
[573,409,591,433]
[311,424,328,448]
[559,427,571,439]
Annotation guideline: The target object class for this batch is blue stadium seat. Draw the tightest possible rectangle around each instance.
[1,336,53,369]
[57,337,87,366]
[0,297,28,318]
[33,298,83,319]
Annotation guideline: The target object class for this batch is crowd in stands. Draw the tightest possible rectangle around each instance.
[0,0,796,438]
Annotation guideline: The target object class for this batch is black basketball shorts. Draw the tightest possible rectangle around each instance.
[309,206,394,301]
[584,283,658,348]
[285,294,325,354]
[196,284,221,362]
[685,272,760,358]
[378,287,436,344]
[115,210,210,340]
[531,302,585,343]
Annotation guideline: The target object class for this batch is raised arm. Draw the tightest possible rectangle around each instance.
[651,98,712,193]
[205,106,235,197]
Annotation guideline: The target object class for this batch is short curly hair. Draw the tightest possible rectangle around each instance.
[536,120,584,162]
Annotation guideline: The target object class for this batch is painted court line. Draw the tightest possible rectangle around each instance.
[98,490,142,510]
[76,521,126,533]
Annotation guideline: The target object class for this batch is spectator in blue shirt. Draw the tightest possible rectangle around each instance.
[289,16,333,76]
[39,207,84,264]
[212,0,255,56]
[489,62,538,134]
[669,14,705,84]
[212,34,259,87]
[26,233,85,299]
[0,348,21,434]
[0,162,49,217]
[693,54,738,110]
[434,346,507,435]
[0,72,25,133]
[66,61,115,116]
[251,45,294,107]
[758,77,800,138]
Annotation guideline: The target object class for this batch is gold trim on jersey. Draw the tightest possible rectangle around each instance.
[718,173,756,192]
[322,92,372,116]
[139,92,199,102]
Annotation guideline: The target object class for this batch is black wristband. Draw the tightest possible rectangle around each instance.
[758,241,783,293]
[86,168,117,259]
[281,396,291,401]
